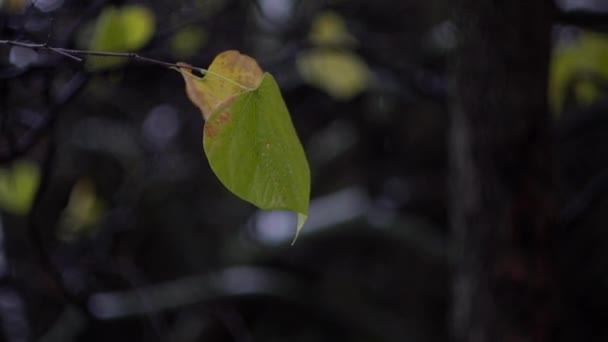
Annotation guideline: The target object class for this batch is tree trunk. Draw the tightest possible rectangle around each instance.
[450,1,559,341]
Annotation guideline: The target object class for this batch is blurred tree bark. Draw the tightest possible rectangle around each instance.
[450,1,559,342]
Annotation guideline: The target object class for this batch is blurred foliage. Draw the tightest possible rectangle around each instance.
[58,178,104,241]
[296,10,369,100]
[297,49,369,100]
[171,26,208,59]
[84,4,156,70]
[0,159,40,215]
[308,10,357,46]
[550,30,608,113]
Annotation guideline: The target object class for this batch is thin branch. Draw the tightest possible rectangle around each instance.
[0,40,178,68]
[47,47,82,62]
[0,38,258,162]
[0,40,253,90]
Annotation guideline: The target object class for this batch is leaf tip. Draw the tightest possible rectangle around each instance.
[290,213,308,246]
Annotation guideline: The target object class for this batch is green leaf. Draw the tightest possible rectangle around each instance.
[87,5,156,70]
[177,51,311,241]
[203,73,310,241]
[0,160,40,216]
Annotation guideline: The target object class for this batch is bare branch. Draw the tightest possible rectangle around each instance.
[0,40,180,69]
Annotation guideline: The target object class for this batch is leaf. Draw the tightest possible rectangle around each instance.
[0,160,40,216]
[178,50,263,120]
[296,49,369,100]
[87,5,156,70]
[177,51,310,240]
[203,73,310,226]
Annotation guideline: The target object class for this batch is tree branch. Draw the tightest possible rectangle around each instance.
[0,40,180,69]
[0,40,253,91]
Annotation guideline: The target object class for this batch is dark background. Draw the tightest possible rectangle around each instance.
[0,0,607,341]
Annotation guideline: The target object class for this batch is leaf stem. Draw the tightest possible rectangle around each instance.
[0,40,252,90]
[198,69,254,91]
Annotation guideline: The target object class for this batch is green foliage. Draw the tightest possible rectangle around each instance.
[0,159,40,216]
[87,5,156,70]
[58,179,104,241]
[550,31,608,113]
[308,11,357,46]
[297,49,369,100]
[296,10,369,100]
[170,27,208,59]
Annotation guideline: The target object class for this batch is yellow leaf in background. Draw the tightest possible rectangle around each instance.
[549,31,608,113]
[177,50,263,120]
[0,160,40,216]
[296,49,369,100]
[309,10,357,47]
[58,179,104,241]
[120,6,156,48]
[87,5,156,70]
[171,27,208,59]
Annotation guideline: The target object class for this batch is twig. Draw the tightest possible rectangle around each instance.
[0,40,253,90]
[47,47,82,62]
[0,37,255,162]
[0,40,178,68]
